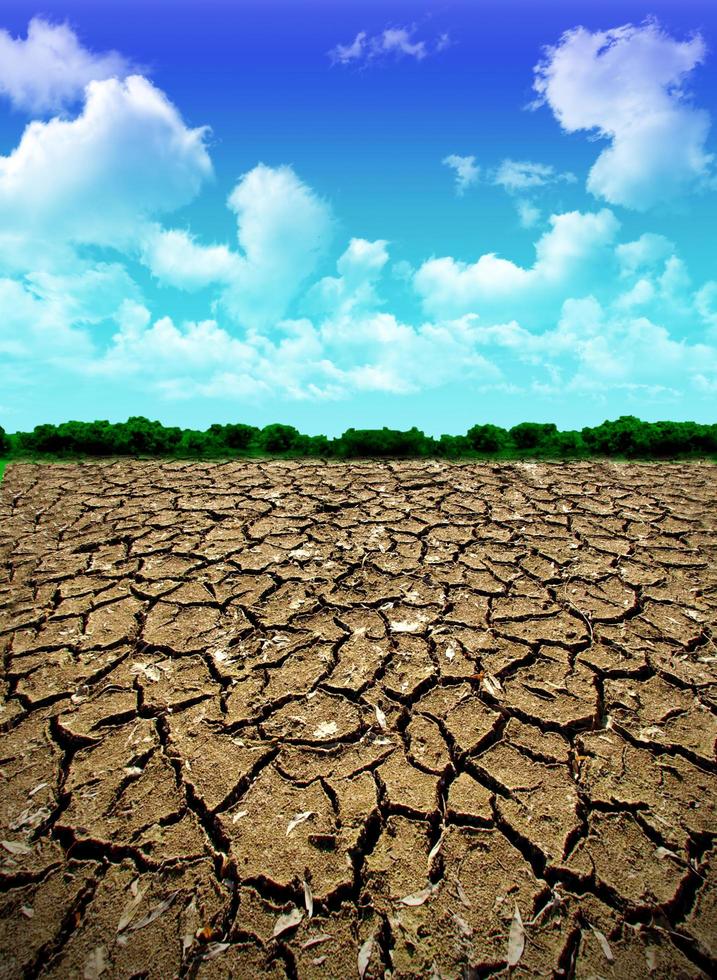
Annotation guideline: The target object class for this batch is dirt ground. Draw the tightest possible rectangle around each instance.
[0,459,715,979]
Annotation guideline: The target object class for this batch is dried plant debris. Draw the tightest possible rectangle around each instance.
[0,458,716,978]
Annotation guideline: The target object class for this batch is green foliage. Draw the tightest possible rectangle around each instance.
[337,427,433,458]
[466,424,509,452]
[509,422,558,450]
[208,423,259,450]
[436,434,471,458]
[257,424,302,453]
[544,429,586,457]
[2,416,716,463]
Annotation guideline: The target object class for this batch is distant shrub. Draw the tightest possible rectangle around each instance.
[465,424,509,452]
[208,423,259,451]
[257,423,302,453]
[509,422,558,450]
[337,427,432,457]
[545,429,586,457]
[436,434,471,458]
[178,429,211,455]
[581,416,651,457]
[4,415,715,462]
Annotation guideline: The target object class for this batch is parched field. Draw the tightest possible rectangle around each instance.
[0,459,716,979]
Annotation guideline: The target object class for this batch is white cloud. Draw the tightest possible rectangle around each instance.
[141,164,333,329]
[468,292,717,395]
[533,19,713,209]
[305,237,388,317]
[0,75,212,256]
[0,17,134,114]
[443,154,479,195]
[329,31,368,65]
[696,282,717,333]
[379,28,427,60]
[140,226,239,291]
[516,199,541,228]
[414,208,619,322]
[492,159,575,192]
[615,233,674,278]
[329,25,447,66]
[0,276,94,359]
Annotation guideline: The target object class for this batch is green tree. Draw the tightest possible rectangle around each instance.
[337,427,433,457]
[509,422,558,450]
[465,424,509,452]
[257,423,302,453]
[208,423,259,451]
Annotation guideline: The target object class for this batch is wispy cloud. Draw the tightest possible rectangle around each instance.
[329,26,449,66]
[443,154,479,195]
[492,159,576,193]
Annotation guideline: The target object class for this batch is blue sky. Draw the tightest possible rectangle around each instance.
[0,0,716,435]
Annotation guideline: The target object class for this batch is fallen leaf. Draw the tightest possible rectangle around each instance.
[1,840,31,855]
[83,946,108,979]
[590,925,614,962]
[375,705,387,729]
[204,942,230,960]
[117,883,148,932]
[287,811,315,836]
[312,720,339,739]
[455,879,471,908]
[273,907,303,938]
[232,810,249,824]
[29,782,48,797]
[506,904,524,967]
[428,832,444,862]
[645,945,657,973]
[301,933,333,949]
[130,894,177,932]
[483,674,503,699]
[303,878,313,918]
[399,882,437,906]
[358,936,374,979]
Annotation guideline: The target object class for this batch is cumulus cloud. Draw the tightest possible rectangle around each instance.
[0,17,135,114]
[223,164,334,328]
[2,17,716,411]
[305,238,389,317]
[143,164,334,330]
[615,233,674,278]
[329,25,447,66]
[414,209,620,323]
[468,292,717,395]
[0,75,211,256]
[139,227,239,291]
[443,154,479,195]
[533,19,714,209]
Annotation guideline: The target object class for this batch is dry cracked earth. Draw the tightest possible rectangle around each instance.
[0,459,716,980]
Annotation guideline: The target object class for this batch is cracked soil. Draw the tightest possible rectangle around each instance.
[0,458,715,978]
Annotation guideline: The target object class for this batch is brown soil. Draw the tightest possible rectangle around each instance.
[0,458,715,978]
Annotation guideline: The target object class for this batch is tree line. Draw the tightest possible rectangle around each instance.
[0,415,715,460]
